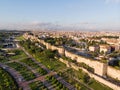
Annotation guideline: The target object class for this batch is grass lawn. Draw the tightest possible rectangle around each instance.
[0,68,18,90]
[20,58,40,69]
[29,81,48,90]
[59,68,112,90]
[7,62,36,81]
[59,68,90,90]
[88,79,112,90]
[46,76,68,90]
[21,58,47,75]
[35,55,67,72]
[16,36,25,41]
[9,49,27,60]
[0,56,9,63]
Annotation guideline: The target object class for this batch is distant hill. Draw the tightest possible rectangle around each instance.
[0,22,120,31]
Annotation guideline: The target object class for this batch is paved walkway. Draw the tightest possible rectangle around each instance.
[73,77,94,90]
[0,63,30,90]
[54,74,76,90]
[17,61,40,77]
[5,57,28,64]
[5,56,56,90]
[24,72,55,84]
[22,72,56,90]
[21,46,76,90]
[1,44,77,90]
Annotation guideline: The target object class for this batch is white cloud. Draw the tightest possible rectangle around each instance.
[105,0,120,3]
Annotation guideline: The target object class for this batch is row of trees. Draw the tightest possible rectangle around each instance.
[46,76,68,90]
[7,62,36,81]
[0,68,18,90]
[92,36,119,39]
[44,37,77,47]
[20,39,59,60]
[29,81,47,90]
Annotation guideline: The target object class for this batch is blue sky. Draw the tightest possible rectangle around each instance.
[0,0,120,30]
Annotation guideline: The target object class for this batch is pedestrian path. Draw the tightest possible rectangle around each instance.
[0,63,30,90]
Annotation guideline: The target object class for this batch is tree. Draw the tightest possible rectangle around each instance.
[118,60,120,67]
[100,51,104,55]
[83,73,90,83]
[43,50,55,59]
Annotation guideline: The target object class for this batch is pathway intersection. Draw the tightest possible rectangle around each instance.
[0,46,76,90]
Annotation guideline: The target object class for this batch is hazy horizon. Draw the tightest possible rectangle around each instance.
[0,0,120,31]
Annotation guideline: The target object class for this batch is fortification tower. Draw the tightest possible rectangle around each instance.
[59,46,65,56]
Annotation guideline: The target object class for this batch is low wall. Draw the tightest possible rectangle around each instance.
[107,66,120,80]
[88,72,120,90]
[59,58,120,90]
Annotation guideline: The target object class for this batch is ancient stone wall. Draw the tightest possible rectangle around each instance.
[23,34,120,81]
[65,50,107,76]
[59,58,120,90]
[107,66,120,80]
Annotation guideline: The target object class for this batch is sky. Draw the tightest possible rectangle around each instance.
[0,0,120,30]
